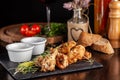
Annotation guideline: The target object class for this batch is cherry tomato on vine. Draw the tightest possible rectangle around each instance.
[20,24,41,37]
[20,24,29,35]
[31,24,41,33]
[25,30,36,37]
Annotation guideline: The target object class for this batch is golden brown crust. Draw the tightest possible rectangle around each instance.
[77,32,102,47]
[77,32,114,54]
[83,51,92,60]
[92,38,114,54]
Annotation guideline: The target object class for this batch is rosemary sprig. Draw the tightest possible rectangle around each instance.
[14,61,38,75]
[83,56,95,65]
[40,50,50,57]
[85,58,95,65]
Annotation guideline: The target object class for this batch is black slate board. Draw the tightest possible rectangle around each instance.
[0,52,103,80]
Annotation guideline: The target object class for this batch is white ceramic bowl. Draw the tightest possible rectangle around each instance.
[6,43,34,62]
[21,37,47,55]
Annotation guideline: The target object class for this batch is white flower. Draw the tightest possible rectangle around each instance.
[63,0,91,10]
[63,2,73,10]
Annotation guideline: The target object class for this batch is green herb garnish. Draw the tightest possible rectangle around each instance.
[14,61,38,75]
[41,23,67,37]
[41,50,50,57]
[84,58,95,65]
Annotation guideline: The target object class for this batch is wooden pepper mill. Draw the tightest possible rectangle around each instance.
[108,0,120,48]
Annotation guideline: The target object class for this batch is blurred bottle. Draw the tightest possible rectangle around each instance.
[94,0,111,36]
[108,0,120,48]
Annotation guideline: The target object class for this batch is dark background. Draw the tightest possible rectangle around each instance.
[0,0,94,30]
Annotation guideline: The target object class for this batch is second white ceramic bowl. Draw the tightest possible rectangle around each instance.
[21,37,47,55]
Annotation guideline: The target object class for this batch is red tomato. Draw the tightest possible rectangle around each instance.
[20,24,29,35]
[25,30,36,37]
[31,24,41,33]
[20,24,41,37]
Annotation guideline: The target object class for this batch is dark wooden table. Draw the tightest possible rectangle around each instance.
[0,41,120,80]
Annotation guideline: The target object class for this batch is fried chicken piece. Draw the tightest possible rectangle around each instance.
[34,55,44,67]
[40,49,59,72]
[58,41,76,54]
[56,53,69,69]
[82,51,92,60]
[40,55,56,72]
[34,49,59,72]
[67,45,86,64]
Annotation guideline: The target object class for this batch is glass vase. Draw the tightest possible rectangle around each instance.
[67,8,89,41]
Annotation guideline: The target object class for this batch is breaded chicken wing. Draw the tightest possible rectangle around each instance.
[58,41,76,54]
[83,51,92,60]
[56,53,69,69]
[34,49,59,72]
[67,45,85,64]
